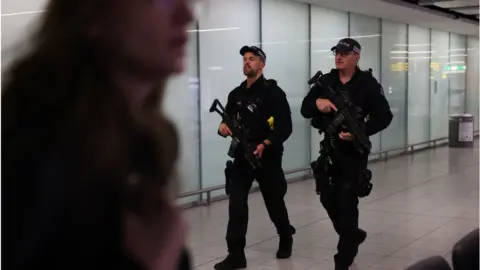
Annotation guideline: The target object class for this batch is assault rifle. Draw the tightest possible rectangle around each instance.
[309,71,373,197]
[209,99,261,170]
[308,71,371,155]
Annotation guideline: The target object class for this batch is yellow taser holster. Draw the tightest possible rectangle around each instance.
[267,116,275,130]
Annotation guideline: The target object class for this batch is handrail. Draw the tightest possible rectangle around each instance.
[178,133,478,205]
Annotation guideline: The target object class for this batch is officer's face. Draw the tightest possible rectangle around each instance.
[335,51,359,70]
[243,52,264,77]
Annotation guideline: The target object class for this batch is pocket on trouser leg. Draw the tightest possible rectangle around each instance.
[357,169,373,198]
[319,187,335,209]
[224,160,234,196]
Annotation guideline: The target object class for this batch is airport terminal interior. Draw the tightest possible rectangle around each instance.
[2,0,479,269]
[184,143,479,269]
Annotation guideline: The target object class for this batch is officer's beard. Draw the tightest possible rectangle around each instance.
[244,67,259,78]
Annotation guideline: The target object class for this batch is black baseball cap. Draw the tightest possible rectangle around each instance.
[331,38,361,54]
[239,46,266,63]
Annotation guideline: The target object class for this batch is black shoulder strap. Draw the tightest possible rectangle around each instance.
[264,78,278,87]
[319,72,340,94]
[358,68,384,95]
[356,68,374,85]
[262,78,278,94]
[257,78,279,106]
[359,68,373,77]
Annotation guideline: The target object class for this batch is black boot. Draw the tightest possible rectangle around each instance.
[334,263,349,270]
[333,229,367,269]
[213,253,247,270]
[276,235,293,259]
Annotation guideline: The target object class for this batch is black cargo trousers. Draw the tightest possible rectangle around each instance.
[318,149,368,266]
[226,149,295,253]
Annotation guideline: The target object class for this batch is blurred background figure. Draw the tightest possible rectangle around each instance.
[2,0,193,269]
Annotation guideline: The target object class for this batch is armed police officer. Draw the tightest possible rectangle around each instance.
[214,46,296,270]
[301,38,393,270]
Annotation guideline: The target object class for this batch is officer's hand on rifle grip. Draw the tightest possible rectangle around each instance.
[339,131,354,141]
[316,98,337,113]
[218,123,232,137]
[253,143,265,158]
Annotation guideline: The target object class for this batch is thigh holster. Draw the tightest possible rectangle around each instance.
[311,155,333,195]
[357,168,373,198]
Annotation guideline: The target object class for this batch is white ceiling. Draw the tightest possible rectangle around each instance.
[295,0,479,36]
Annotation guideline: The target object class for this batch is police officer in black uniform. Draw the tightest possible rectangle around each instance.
[214,46,296,270]
[301,38,393,270]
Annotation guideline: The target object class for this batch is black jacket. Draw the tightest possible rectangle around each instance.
[220,75,292,152]
[301,68,392,148]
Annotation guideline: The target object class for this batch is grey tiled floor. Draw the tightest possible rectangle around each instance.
[183,143,479,270]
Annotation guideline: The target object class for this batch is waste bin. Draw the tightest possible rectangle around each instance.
[448,114,474,147]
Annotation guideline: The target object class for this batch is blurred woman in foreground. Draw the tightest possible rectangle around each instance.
[2,0,193,269]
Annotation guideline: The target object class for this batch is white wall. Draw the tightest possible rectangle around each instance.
[261,0,310,174]
[309,6,348,161]
[349,13,382,154]
[466,37,479,129]
[197,0,261,196]
[407,25,431,145]
[430,30,451,139]
[381,20,408,150]
[163,23,201,203]
[449,33,467,114]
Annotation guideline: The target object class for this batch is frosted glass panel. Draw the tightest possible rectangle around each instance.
[164,24,200,203]
[349,13,381,154]
[309,6,348,160]
[261,0,310,174]
[449,33,467,114]
[381,20,408,150]
[198,0,260,191]
[466,37,479,130]
[407,25,430,145]
[430,30,450,139]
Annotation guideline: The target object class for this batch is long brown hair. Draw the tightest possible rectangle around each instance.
[2,0,178,215]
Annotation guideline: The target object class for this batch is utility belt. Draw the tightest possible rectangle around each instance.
[311,141,373,198]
